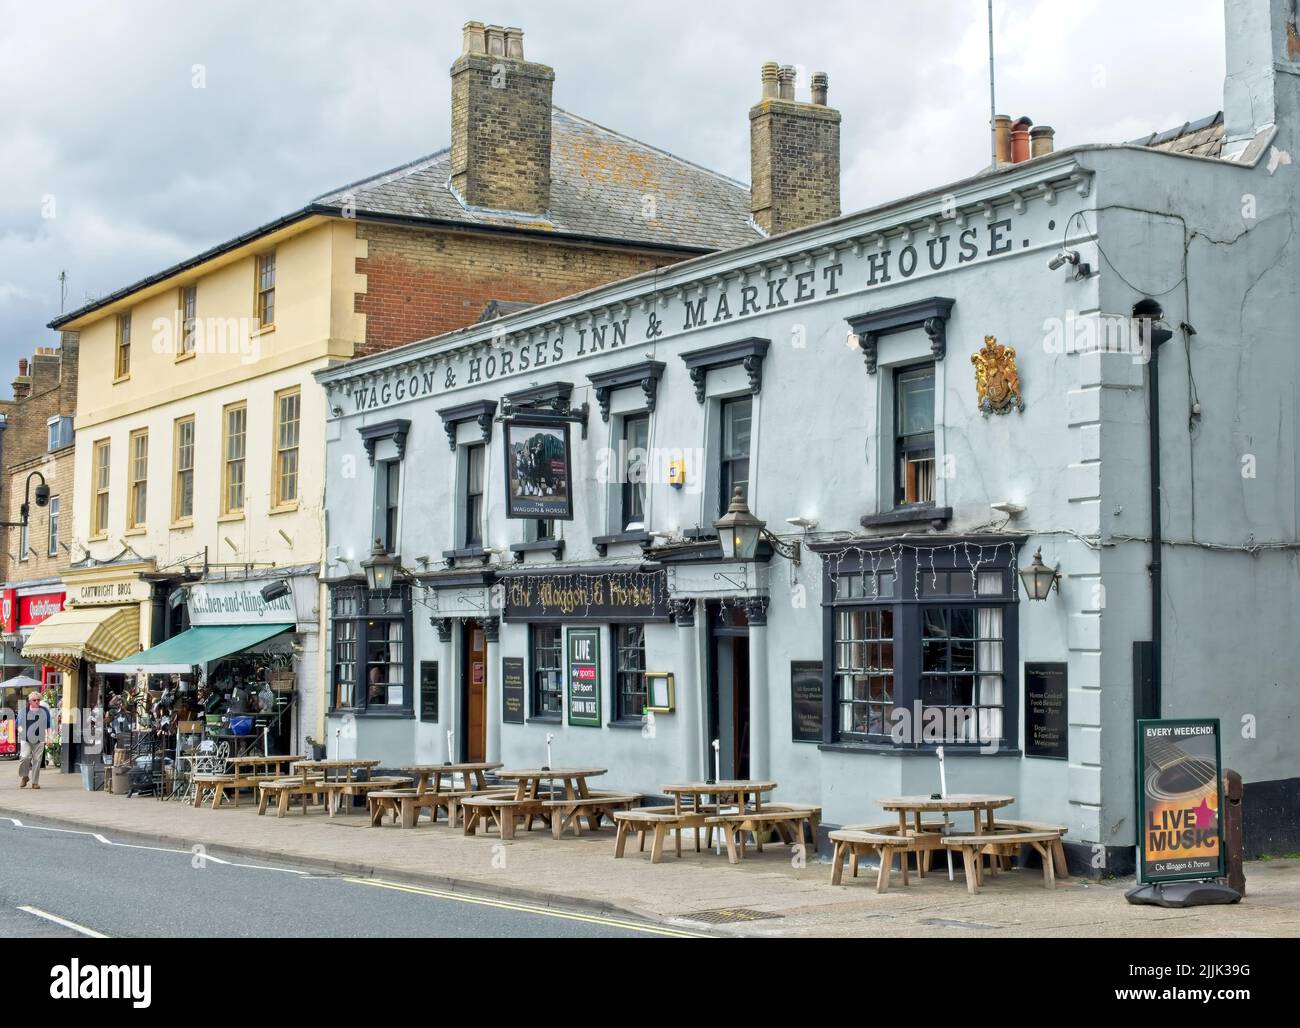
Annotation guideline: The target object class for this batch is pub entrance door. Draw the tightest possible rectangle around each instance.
[705,601,750,780]
[461,620,487,762]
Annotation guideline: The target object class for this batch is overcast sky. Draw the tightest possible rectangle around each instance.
[0,0,1225,376]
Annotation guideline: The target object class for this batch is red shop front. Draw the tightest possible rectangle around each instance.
[1,588,66,757]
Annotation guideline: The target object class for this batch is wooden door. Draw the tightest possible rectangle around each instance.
[464,622,487,762]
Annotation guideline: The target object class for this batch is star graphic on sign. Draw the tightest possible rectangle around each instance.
[1194,796,1216,829]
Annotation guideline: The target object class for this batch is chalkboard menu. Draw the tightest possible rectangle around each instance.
[566,628,601,727]
[502,657,525,724]
[1024,662,1068,759]
[419,661,438,723]
[790,661,824,743]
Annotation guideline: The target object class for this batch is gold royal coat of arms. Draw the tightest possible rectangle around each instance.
[971,336,1024,415]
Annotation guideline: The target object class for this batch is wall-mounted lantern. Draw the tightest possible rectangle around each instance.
[1018,547,1061,601]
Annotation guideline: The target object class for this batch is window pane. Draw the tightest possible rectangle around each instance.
[897,366,934,436]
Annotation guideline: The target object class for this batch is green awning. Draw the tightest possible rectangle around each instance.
[96,623,292,674]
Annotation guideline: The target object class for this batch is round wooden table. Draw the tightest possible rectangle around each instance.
[662,780,778,815]
[496,768,606,800]
[401,761,502,794]
[291,758,380,783]
[878,794,1015,836]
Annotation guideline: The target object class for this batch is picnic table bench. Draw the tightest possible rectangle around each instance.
[829,823,950,891]
[317,775,411,816]
[257,775,330,817]
[366,762,506,829]
[943,830,1065,894]
[191,769,292,810]
[460,792,550,840]
[541,792,640,839]
[612,802,822,864]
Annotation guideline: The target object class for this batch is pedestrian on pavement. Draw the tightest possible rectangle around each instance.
[18,691,53,789]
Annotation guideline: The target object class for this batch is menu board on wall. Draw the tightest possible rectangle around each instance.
[419,661,438,723]
[1024,662,1068,760]
[566,628,601,727]
[790,661,824,743]
[502,657,526,724]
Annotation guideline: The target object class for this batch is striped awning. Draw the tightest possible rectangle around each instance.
[22,604,141,672]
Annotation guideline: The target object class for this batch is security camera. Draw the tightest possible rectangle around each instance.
[260,580,291,602]
[1047,249,1078,271]
[34,484,50,507]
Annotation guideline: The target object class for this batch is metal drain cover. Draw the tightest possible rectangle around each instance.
[681,907,784,924]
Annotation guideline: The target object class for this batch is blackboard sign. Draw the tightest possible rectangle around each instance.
[790,661,824,743]
[1024,662,1067,759]
[502,657,525,724]
[566,628,601,727]
[419,661,438,723]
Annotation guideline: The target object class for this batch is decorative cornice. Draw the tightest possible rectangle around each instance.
[501,380,574,417]
[433,617,454,643]
[357,419,411,466]
[679,337,770,403]
[435,399,497,450]
[586,361,666,422]
[847,296,955,374]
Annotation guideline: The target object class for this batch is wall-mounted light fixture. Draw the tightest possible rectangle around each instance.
[713,488,801,565]
[361,539,399,592]
[1018,547,1061,601]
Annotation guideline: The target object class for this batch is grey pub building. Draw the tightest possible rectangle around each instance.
[317,2,1300,868]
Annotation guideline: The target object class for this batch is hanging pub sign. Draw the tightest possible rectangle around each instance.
[503,569,670,623]
[504,419,573,520]
[1136,718,1226,884]
[1024,663,1068,760]
[502,657,526,724]
[566,628,601,727]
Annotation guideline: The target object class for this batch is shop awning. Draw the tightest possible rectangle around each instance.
[95,623,292,675]
[22,605,141,672]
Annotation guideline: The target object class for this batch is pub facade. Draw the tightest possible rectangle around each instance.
[317,1,1300,865]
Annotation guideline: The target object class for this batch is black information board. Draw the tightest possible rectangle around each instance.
[502,657,526,725]
[1024,662,1068,759]
[419,661,438,723]
[790,661,824,743]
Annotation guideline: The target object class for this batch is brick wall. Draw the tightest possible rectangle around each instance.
[750,98,841,235]
[353,223,679,357]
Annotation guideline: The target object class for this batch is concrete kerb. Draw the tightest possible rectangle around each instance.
[0,803,724,937]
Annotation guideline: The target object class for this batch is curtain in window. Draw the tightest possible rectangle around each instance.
[976,574,1003,741]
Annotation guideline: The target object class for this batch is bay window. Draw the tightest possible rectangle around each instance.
[329,583,413,714]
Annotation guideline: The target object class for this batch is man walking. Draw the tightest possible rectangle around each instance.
[19,691,52,789]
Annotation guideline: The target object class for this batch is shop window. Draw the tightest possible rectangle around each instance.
[373,459,400,553]
[329,583,412,715]
[463,444,485,547]
[824,548,1016,750]
[894,364,935,506]
[719,396,752,515]
[530,624,563,718]
[614,623,647,722]
[620,413,649,531]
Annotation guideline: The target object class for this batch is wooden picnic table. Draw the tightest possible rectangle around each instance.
[291,758,380,783]
[661,780,778,816]
[228,754,302,777]
[401,761,502,795]
[496,768,607,801]
[878,794,1015,836]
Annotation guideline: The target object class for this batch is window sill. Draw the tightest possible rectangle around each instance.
[87,534,108,543]
[592,531,651,557]
[170,519,193,531]
[526,715,563,725]
[511,539,565,561]
[252,323,276,337]
[124,527,146,537]
[442,546,490,566]
[217,512,245,523]
[327,708,414,720]
[269,502,299,516]
[174,351,197,364]
[818,741,1022,758]
[113,375,130,385]
[860,505,952,530]
[607,719,646,730]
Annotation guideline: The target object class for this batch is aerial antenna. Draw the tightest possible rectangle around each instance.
[988,0,998,168]
[58,270,68,313]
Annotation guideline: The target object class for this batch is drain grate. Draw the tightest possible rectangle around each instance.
[681,907,784,924]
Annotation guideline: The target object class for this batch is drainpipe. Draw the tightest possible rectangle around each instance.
[1136,300,1173,716]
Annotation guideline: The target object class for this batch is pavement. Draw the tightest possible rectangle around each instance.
[3,769,1298,938]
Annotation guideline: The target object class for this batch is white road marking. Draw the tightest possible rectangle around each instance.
[17,905,109,938]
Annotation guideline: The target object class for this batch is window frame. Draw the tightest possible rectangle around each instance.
[221,401,248,515]
[620,412,649,531]
[47,495,59,557]
[19,513,28,562]
[719,395,753,516]
[127,428,148,529]
[328,583,414,716]
[179,284,198,359]
[529,624,564,720]
[463,443,485,548]
[115,313,131,380]
[173,415,195,523]
[821,544,1019,752]
[91,439,111,538]
[893,362,936,508]
[47,415,72,452]
[373,458,401,554]
[256,252,276,328]
[273,387,301,509]
[613,623,648,723]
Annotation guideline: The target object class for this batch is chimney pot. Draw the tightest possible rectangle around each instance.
[811,71,828,106]
[778,64,796,100]
[18,359,27,376]
[462,20,486,55]
[760,61,779,99]
[504,27,524,59]
[1010,116,1033,163]
[1029,124,1055,157]
[485,24,506,57]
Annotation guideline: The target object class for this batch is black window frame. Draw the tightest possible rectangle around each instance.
[529,624,564,720]
[464,444,485,547]
[613,623,647,723]
[894,362,936,508]
[719,395,752,515]
[821,544,1019,752]
[620,413,649,531]
[373,458,400,553]
[329,582,414,716]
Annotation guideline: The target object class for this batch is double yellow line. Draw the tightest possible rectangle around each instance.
[344,877,708,938]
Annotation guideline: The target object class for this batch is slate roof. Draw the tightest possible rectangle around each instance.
[313,107,762,251]
[1130,111,1225,158]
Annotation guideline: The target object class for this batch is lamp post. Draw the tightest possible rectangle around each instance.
[712,487,801,564]
[0,471,50,529]
[1018,547,1061,600]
